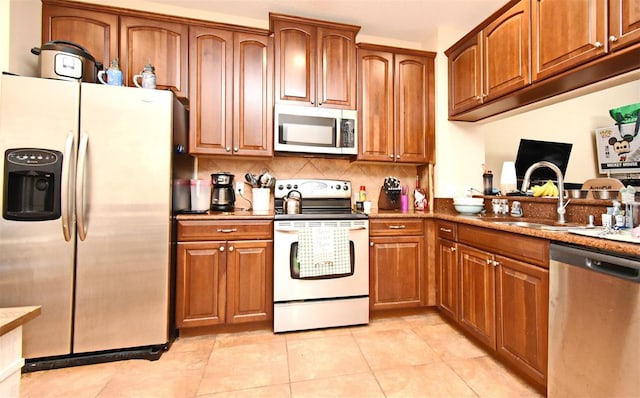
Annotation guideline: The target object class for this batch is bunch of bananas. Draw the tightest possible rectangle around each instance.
[531,180,559,197]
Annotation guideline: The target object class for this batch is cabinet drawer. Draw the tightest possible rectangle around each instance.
[178,220,273,241]
[370,218,424,236]
[436,221,457,241]
[458,224,549,268]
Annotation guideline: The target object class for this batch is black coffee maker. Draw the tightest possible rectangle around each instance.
[211,172,235,211]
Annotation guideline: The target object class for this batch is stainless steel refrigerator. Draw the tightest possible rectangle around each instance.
[0,74,192,367]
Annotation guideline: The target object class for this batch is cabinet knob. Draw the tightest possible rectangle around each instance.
[593,41,603,48]
[609,35,618,42]
[370,242,374,247]
[493,260,500,267]
[389,154,394,158]
[486,258,492,265]
[225,146,231,152]
[219,246,225,252]
[228,246,234,252]
[396,155,400,159]
[233,147,239,152]
[450,247,456,252]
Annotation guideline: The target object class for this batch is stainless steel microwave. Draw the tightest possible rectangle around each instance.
[274,104,357,156]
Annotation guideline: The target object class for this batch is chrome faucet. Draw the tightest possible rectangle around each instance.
[521,161,569,224]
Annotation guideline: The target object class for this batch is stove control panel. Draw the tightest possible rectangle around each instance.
[275,179,351,199]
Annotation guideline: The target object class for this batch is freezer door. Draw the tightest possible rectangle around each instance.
[73,84,173,353]
[0,75,79,358]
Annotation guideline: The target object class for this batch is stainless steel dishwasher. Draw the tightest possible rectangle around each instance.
[548,243,640,397]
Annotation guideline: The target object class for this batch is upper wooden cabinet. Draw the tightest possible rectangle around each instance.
[188,26,273,157]
[532,0,606,81]
[41,3,118,69]
[447,0,529,115]
[120,16,188,97]
[357,44,436,164]
[609,0,640,51]
[447,0,640,121]
[270,13,360,109]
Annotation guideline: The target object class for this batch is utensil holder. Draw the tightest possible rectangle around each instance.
[378,187,401,210]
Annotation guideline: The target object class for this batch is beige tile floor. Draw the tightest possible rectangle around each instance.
[20,311,544,398]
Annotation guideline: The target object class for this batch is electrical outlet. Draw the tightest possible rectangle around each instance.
[236,181,244,195]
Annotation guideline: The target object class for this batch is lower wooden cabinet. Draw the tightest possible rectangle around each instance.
[496,255,548,387]
[175,220,273,329]
[435,221,549,389]
[458,243,497,349]
[369,218,426,311]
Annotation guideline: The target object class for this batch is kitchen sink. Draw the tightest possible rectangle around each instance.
[478,217,588,231]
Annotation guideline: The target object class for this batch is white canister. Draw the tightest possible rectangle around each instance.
[252,188,270,211]
[190,179,211,211]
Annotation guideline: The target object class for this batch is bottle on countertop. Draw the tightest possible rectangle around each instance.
[414,175,427,211]
[483,170,493,195]
[359,185,367,202]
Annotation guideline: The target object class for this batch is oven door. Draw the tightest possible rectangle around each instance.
[273,219,369,302]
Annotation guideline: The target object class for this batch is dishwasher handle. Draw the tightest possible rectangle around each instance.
[550,243,640,283]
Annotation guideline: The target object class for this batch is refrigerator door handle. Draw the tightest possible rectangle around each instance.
[61,132,75,242]
[76,132,89,241]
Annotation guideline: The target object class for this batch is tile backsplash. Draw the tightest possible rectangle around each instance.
[196,156,431,210]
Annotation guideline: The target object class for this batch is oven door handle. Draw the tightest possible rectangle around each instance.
[275,226,368,233]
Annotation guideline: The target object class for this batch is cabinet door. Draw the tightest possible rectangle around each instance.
[609,0,640,51]
[458,244,496,349]
[316,27,357,109]
[532,0,606,81]
[483,0,530,101]
[370,236,424,311]
[226,240,273,324]
[357,48,394,162]
[176,241,226,328]
[273,20,315,105]
[395,53,433,164]
[120,16,188,97]
[496,256,549,387]
[447,33,483,115]
[42,4,118,69]
[188,26,233,155]
[233,33,273,156]
[436,238,458,322]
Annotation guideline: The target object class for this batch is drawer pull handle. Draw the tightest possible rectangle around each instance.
[388,225,406,229]
[440,227,452,233]
[217,228,238,233]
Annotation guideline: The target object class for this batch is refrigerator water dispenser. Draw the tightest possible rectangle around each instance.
[3,148,62,221]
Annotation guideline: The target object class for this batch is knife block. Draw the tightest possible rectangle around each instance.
[378,187,401,210]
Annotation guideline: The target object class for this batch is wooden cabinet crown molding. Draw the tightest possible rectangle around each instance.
[42,0,270,36]
[268,12,361,34]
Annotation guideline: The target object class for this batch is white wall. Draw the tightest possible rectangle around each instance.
[481,77,640,187]
[432,27,485,197]
[1,0,9,75]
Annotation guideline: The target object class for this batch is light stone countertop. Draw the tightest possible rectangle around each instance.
[0,306,41,336]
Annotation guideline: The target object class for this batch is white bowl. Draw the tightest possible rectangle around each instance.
[454,203,484,215]
[453,197,484,205]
